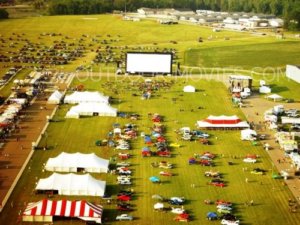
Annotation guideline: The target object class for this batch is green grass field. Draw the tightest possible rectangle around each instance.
[1,76,300,225]
[1,14,300,225]
[0,15,300,73]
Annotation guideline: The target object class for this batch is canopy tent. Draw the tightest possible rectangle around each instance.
[183,85,196,93]
[259,86,271,94]
[45,152,109,173]
[197,115,249,129]
[35,173,106,196]
[65,110,79,119]
[241,129,257,141]
[267,94,283,102]
[48,90,63,104]
[281,117,300,125]
[66,103,117,118]
[64,91,109,104]
[22,199,103,223]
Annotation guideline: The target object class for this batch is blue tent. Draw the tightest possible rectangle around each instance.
[206,212,218,220]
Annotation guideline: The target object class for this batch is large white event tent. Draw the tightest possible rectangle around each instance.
[35,173,106,196]
[22,199,103,223]
[65,103,117,118]
[64,91,109,104]
[45,152,109,173]
[197,115,249,129]
[47,90,63,104]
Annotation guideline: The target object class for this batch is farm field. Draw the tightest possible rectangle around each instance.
[0,14,300,225]
[1,76,300,225]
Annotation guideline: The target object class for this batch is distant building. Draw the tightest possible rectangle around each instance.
[286,65,300,84]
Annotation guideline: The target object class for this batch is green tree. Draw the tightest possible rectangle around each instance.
[0,8,9,19]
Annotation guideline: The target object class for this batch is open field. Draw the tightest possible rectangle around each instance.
[0,14,300,225]
[0,15,300,73]
[1,76,300,225]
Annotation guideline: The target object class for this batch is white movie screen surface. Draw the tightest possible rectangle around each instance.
[126,53,172,74]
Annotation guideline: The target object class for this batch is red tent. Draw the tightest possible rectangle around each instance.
[22,199,103,223]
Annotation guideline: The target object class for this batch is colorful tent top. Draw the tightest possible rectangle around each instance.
[64,91,109,104]
[35,173,106,197]
[45,152,109,173]
[197,115,249,129]
[22,199,103,223]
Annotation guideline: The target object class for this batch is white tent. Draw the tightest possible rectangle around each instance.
[267,94,283,101]
[64,91,109,104]
[196,115,250,129]
[35,173,106,196]
[65,110,80,119]
[259,86,271,94]
[22,199,103,223]
[45,152,109,173]
[66,103,117,117]
[241,129,257,141]
[48,90,63,104]
[183,85,196,93]
[259,80,266,86]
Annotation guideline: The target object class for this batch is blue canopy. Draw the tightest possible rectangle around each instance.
[207,212,218,218]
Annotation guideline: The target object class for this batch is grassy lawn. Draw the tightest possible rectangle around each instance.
[184,40,300,70]
[1,76,300,225]
[0,15,300,73]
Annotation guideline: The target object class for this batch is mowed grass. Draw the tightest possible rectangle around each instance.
[2,76,300,225]
[184,40,300,70]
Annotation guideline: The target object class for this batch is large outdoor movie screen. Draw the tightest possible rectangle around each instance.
[126,52,173,74]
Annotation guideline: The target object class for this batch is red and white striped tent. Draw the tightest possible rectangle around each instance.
[22,199,103,223]
[196,115,249,129]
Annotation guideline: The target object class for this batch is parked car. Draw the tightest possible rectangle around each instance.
[208,179,225,187]
[218,208,232,214]
[204,171,221,178]
[117,195,131,201]
[171,207,185,214]
[117,180,132,185]
[117,203,132,211]
[116,214,133,221]
[221,219,239,225]
[169,197,185,205]
[251,168,266,175]
[116,162,131,167]
[216,200,232,207]
[191,130,210,138]
[159,171,173,176]
[243,158,257,163]
[173,213,189,222]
